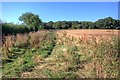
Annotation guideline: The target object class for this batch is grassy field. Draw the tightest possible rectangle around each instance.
[1,29,120,78]
[0,68,2,78]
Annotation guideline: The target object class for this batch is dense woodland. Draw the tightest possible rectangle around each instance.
[1,12,120,35]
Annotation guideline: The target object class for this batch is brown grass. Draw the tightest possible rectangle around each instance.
[55,29,119,78]
[29,30,47,48]
[2,29,119,78]
[56,29,119,45]
[15,33,28,47]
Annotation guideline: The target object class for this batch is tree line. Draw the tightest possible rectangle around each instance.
[1,12,120,35]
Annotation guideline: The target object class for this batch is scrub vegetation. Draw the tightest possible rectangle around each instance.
[0,12,120,79]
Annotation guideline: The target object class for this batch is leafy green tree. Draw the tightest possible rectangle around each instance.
[67,21,72,29]
[116,20,120,29]
[60,21,70,29]
[95,17,119,29]
[19,12,42,31]
[53,21,62,29]
[38,23,45,30]
[80,22,90,29]
[71,21,80,29]
[45,21,54,29]
[2,22,29,35]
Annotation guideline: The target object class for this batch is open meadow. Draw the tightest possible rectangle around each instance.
[1,29,120,78]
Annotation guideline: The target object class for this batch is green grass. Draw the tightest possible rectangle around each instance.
[0,67,2,78]
[2,31,56,78]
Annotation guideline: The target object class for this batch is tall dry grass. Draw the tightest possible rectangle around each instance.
[15,33,29,48]
[2,35,15,58]
[29,31,47,48]
[2,30,48,58]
